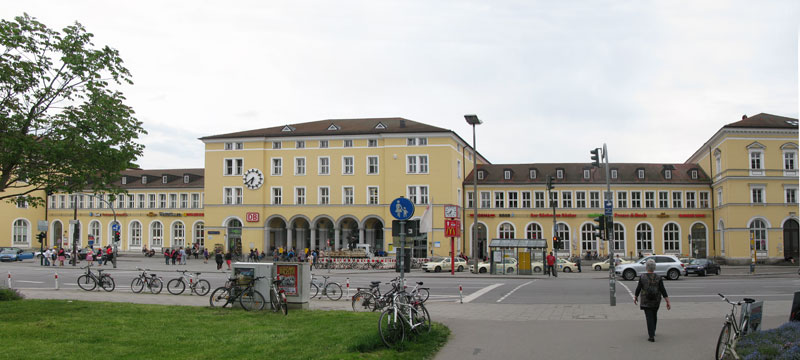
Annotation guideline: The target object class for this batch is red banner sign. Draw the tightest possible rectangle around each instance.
[445,219,461,237]
[246,212,260,222]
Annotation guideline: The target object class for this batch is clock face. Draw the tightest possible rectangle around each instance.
[444,205,458,218]
[242,168,264,190]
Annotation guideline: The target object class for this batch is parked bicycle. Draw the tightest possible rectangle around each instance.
[167,270,211,296]
[715,293,757,360]
[378,291,431,347]
[353,277,427,312]
[77,265,115,292]
[130,268,163,294]
[209,275,267,311]
[310,275,343,300]
[270,275,288,315]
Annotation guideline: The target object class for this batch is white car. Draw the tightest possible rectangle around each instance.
[614,255,686,281]
[423,256,467,272]
[531,258,577,273]
[470,258,518,274]
[592,258,633,271]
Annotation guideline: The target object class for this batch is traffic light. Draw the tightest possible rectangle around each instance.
[114,231,120,243]
[592,215,606,240]
[552,235,559,249]
[590,148,601,167]
[36,232,45,243]
[546,176,554,191]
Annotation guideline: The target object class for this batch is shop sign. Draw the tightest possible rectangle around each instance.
[276,264,298,296]
[246,212,260,222]
[207,231,220,235]
[159,212,183,217]
[614,213,647,218]
[468,213,496,218]
[530,213,577,218]
[444,219,461,237]
[498,214,513,218]
[146,212,158,217]
[183,213,204,217]
[678,214,706,218]
[656,213,670,218]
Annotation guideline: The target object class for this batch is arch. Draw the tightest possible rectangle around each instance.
[192,221,205,247]
[310,214,335,228]
[360,215,384,228]
[555,222,571,252]
[662,222,681,254]
[748,218,769,253]
[469,221,489,260]
[129,220,143,248]
[525,221,543,239]
[51,220,63,247]
[288,214,312,227]
[579,222,596,254]
[149,220,164,248]
[336,214,360,227]
[88,220,102,247]
[611,222,626,255]
[635,221,654,254]
[689,221,708,258]
[170,220,186,248]
[497,221,515,239]
[783,218,799,261]
[746,216,771,229]
[223,216,245,228]
[781,216,800,228]
[11,218,31,246]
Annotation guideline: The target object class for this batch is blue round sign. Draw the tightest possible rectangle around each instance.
[112,223,120,232]
[390,197,415,220]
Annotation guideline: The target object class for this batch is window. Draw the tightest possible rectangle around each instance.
[457,160,462,179]
[636,223,653,251]
[191,193,200,209]
[504,170,511,180]
[319,187,330,205]
[343,187,354,205]
[159,194,167,208]
[418,137,427,146]
[49,195,57,208]
[508,192,518,208]
[130,221,142,247]
[583,170,590,179]
[295,157,306,175]
[717,188,723,206]
[549,191,558,208]
[499,223,515,239]
[699,192,710,208]
[319,140,328,148]
[494,192,505,208]
[686,192,696,208]
[529,169,537,179]
[631,192,642,208]
[663,223,680,252]
[59,195,66,209]
[169,194,178,208]
[162,175,168,184]
[295,187,306,205]
[555,223,570,251]
[78,195,85,209]
[562,191,572,208]
[367,156,379,174]
[534,191,545,208]
[142,176,147,184]
[128,194,135,209]
[467,191,474,208]
[612,223,625,252]
[611,169,618,179]
[223,187,243,205]
[581,224,596,252]
[296,140,305,149]
[16,196,27,209]
[116,194,125,209]
[273,141,281,149]
[672,192,682,208]
[644,191,655,208]
[691,170,698,179]
[343,156,354,175]
[122,177,127,185]
[751,186,764,204]
[406,155,428,174]
[271,158,282,175]
[715,153,722,174]
[477,171,484,180]
[148,194,156,209]
[526,223,542,239]
[665,169,672,179]
[458,189,463,207]
[658,191,669,208]
[480,191,491,208]
[12,219,28,244]
[589,191,600,208]
[225,142,233,150]
[576,191,587,208]
[318,157,330,175]
[151,221,163,247]
[343,139,353,148]
[521,191,531,208]
[749,219,767,252]
[407,138,416,146]
[171,222,185,247]
[272,187,282,205]
[224,158,243,176]
[407,186,429,205]
[786,187,798,204]
[368,187,379,205]
[193,222,204,247]
[785,151,797,170]
[556,169,564,179]
[235,142,243,150]
[750,151,763,170]
[638,169,645,179]
[368,139,377,147]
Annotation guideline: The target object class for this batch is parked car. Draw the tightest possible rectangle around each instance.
[679,257,695,266]
[615,255,686,281]
[685,258,721,276]
[0,248,22,262]
[423,256,467,272]
[531,258,577,273]
[592,258,633,271]
[470,258,518,274]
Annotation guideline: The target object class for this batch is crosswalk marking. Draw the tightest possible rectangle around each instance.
[459,283,504,303]
[496,281,534,303]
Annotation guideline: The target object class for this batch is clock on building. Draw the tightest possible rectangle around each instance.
[444,205,459,218]
[242,168,264,190]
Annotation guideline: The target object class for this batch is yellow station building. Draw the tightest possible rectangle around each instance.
[1,114,797,264]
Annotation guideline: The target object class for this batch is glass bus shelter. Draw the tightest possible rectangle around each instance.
[488,239,548,275]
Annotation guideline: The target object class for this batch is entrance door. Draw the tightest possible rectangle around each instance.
[784,219,799,261]
[475,224,487,260]
[691,224,707,258]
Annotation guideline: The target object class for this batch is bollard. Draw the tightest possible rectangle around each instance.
[7,272,11,288]
[459,284,463,304]
[346,277,350,297]
[55,272,59,290]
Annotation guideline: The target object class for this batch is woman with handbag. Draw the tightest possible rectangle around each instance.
[634,259,672,342]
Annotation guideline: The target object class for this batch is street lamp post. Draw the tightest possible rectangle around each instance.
[464,114,482,272]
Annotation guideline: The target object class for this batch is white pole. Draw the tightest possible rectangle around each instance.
[6,271,11,288]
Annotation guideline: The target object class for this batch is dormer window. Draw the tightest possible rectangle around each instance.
[556,169,564,179]
[691,170,698,179]
[477,171,485,180]
[142,176,147,184]
[529,169,537,179]
[327,123,339,131]
[583,170,590,179]
[162,176,168,184]
[638,169,645,179]
[121,177,127,185]
[296,141,305,149]
[504,170,511,180]
[281,125,295,132]
[183,175,190,184]
[611,169,618,179]
[273,141,281,149]
[665,170,672,180]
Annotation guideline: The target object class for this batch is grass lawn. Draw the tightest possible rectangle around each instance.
[0,299,450,360]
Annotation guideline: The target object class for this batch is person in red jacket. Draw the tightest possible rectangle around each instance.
[104,246,113,265]
[546,252,557,278]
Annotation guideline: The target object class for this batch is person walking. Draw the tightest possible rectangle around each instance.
[96,248,103,267]
[224,250,232,270]
[203,248,209,264]
[164,248,171,265]
[575,256,582,272]
[546,252,556,277]
[171,248,178,265]
[104,246,113,266]
[179,247,187,265]
[634,259,671,342]
[85,247,94,266]
[57,247,66,266]
[215,250,223,270]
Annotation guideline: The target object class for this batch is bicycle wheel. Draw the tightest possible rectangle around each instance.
[77,274,96,291]
[415,288,430,303]
[310,283,319,299]
[715,322,732,360]
[279,292,288,315]
[240,289,266,311]
[270,288,280,312]
[209,287,231,308]
[411,303,431,334]
[100,275,115,292]
[150,278,163,294]
[379,309,405,348]
[167,278,186,295]
[325,283,343,301]
[130,277,144,293]
[352,291,377,312]
[194,279,211,296]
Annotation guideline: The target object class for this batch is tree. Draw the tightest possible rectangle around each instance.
[0,13,146,206]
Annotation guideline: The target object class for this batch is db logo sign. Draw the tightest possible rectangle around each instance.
[246,212,260,222]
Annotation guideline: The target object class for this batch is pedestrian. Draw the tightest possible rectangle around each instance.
[309,251,315,269]
[203,248,209,264]
[96,248,103,267]
[575,256,582,272]
[85,247,94,266]
[57,247,66,266]
[634,259,671,342]
[546,251,556,277]
[164,248,171,265]
[171,248,177,265]
[215,250,223,270]
[104,246,113,265]
[179,247,187,265]
[615,254,622,267]
[224,250,232,270]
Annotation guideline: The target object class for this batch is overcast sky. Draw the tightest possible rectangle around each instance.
[4,1,798,169]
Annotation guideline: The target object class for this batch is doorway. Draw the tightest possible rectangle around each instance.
[784,219,799,261]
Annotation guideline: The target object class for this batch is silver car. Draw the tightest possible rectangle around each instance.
[614,255,686,281]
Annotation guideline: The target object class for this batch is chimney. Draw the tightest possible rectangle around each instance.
[742,114,747,120]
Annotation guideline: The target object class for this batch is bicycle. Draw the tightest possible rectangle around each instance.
[715,293,756,360]
[167,270,211,296]
[310,275,343,300]
[77,265,116,292]
[209,276,267,311]
[130,268,163,294]
[378,291,431,347]
[270,275,288,315]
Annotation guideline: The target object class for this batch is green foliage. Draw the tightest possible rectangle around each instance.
[0,287,25,301]
[0,13,146,205]
[0,300,449,360]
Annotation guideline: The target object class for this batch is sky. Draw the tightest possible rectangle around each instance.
[3,1,799,169]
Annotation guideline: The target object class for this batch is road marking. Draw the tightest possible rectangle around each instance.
[618,281,635,301]
[459,283,504,303]
[669,294,796,298]
[496,281,534,303]
[16,280,44,284]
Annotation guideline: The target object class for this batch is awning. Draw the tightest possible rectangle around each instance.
[488,239,547,249]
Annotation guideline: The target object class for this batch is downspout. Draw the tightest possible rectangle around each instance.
[708,144,717,259]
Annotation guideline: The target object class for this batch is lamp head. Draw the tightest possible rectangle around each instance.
[464,114,482,125]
